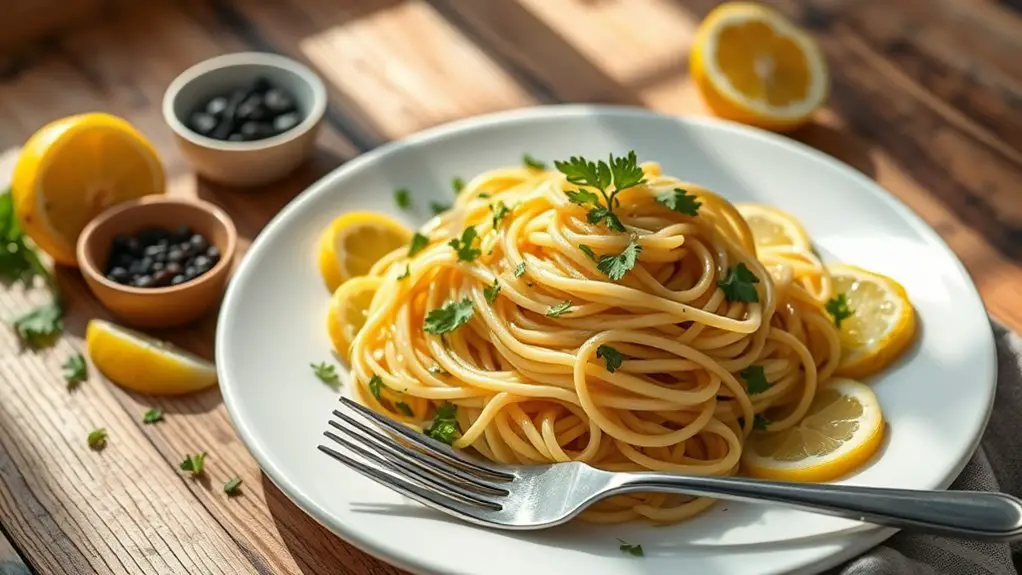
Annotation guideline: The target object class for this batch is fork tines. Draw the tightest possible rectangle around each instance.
[319,397,513,517]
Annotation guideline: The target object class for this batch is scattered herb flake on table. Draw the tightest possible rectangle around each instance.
[223,477,243,496]
[180,452,207,476]
[62,353,87,388]
[143,408,164,424]
[87,428,108,451]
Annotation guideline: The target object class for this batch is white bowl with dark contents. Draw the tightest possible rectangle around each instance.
[163,52,327,187]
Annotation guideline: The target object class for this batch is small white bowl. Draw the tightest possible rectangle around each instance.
[163,52,327,187]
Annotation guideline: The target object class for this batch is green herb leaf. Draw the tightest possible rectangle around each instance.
[596,237,642,281]
[523,153,546,170]
[448,227,481,263]
[740,365,769,395]
[596,345,625,373]
[0,190,52,288]
[87,428,107,451]
[717,263,760,303]
[566,189,600,206]
[452,177,465,195]
[617,539,644,557]
[394,188,412,210]
[408,232,429,257]
[489,201,510,229]
[424,402,460,444]
[546,301,573,318]
[608,151,646,191]
[579,244,597,261]
[368,374,384,399]
[484,279,501,303]
[396,402,414,417]
[478,192,491,199]
[753,414,769,431]
[142,408,164,424]
[12,301,63,349]
[657,188,701,216]
[223,477,243,496]
[311,362,340,388]
[179,452,207,476]
[555,156,612,190]
[514,262,527,278]
[430,201,450,215]
[62,353,87,388]
[397,265,411,280]
[825,293,854,328]
[424,298,475,335]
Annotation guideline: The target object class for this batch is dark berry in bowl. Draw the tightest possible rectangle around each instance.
[104,226,222,289]
[188,75,305,143]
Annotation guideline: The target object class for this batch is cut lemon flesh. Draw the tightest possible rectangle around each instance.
[829,264,916,378]
[317,212,412,292]
[742,378,884,482]
[327,276,383,360]
[11,113,165,265]
[85,319,217,395]
[691,2,829,131]
[736,203,811,252]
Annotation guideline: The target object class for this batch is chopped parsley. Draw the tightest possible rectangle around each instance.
[596,237,642,281]
[657,187,701,216]
[546,301,573,318]
[430,201,450,215]
[424,402,460,444]
[753,414,769,431]
[396,402,414,417]
[513,262,527,278]
[397,265,411,280]
[596,345,625,373]
[408,232,429,257]
[424,298,475,334]
[484,279,501,303]
[717,263,760,303]
[740,365,769,395]
[179,452,207,476]
[223,477,243,496]
[449,227,481,263]
[368,374,384,399]
[579,244,597,261]
[394,188,412,209]
[489,201,510,229]
[311,362,340,388]
[62,353,87,389]
[523,153,546,170]
[826,293,854,328]
[555,152,646,233]
[142,408,164,424]
[618,539,644,557]
[452,177,465,194]
[87,428,107,451]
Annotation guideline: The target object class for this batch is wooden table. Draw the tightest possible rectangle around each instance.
[1,0,1021,573]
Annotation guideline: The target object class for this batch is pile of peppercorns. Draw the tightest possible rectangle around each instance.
[105,227,221,288]
[188,76,302,142]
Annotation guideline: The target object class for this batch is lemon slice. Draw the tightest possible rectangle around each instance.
[828,265,917,378]
[327,276,383,360]
[12,113,165,265]
[317,212,412,292]
[742,378,884,482]
[85,319,217,395]
[736,203,811,252]
[690,2,829,131]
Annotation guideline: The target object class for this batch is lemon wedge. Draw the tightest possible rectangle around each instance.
[85,319,217,395]
[690,2,829,131]
[11,113,165,265]
[828,265,917,378]
[736,203,812,252]
[327,276,383,360]
[742,378,884,482]
[317,212,412,292]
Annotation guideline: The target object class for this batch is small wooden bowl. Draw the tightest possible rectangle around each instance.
[77,196,238,328]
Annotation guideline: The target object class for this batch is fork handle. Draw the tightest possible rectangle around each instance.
[608,473,1022,541]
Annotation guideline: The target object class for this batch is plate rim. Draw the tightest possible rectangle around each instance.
[216,104,997,574]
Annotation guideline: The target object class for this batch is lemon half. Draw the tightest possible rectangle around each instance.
[317,212,412,292]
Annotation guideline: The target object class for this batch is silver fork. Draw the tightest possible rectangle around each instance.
[319,397,1022,541]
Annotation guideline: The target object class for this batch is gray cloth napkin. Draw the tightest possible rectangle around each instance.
[832,321,1022,575]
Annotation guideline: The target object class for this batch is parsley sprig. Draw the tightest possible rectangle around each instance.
[555,152,646,232]
[449,228,481,263]
[826,293,854,328]
[424,402,460,445]
[424,298,475,334]
[717,263,760,303]
[657,188,701,216]
[596,237,642,281]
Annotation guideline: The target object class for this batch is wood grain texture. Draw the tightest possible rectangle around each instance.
[1,1,1021,574]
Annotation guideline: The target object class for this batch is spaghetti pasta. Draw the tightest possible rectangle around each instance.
[342,155,841,524]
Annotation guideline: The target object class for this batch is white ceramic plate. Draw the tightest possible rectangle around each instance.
[217,106,996,575]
